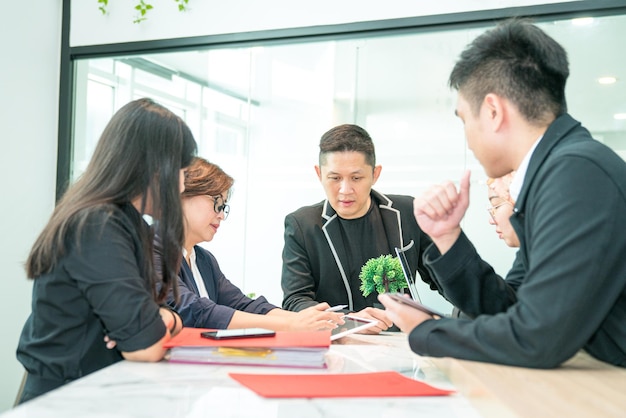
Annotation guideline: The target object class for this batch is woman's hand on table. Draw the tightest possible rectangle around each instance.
[351,307,394,334]
[290,303,345,331]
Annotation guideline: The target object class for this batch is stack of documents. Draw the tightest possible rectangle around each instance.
[163,328,331,368]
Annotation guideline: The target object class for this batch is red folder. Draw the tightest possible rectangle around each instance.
[163,327,331,349]
[229,371,455,398]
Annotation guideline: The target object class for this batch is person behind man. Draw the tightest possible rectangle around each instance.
[452,171,521,320]
[281,124,435,332]
[16,98,195,402]
[486,171,519,248]
[159,157,344,331]
[379,18,626,368]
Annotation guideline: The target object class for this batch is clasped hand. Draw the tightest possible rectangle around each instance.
[413,170,471,255]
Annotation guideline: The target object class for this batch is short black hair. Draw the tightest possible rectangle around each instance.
[449,18,569,124]
[319,124,376,167]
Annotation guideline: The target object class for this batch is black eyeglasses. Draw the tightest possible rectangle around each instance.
[210,195,230,220]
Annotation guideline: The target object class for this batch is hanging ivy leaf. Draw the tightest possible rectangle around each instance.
[97,0,108,15]
[97,0,189,23]
[175,0,189,11]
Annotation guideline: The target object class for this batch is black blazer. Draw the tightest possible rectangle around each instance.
[156,244,277,330]
[281,190,434,312]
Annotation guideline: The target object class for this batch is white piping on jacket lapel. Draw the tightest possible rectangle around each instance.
[376,191,405,250]
[321,199,354,311]
[319,192,407,312]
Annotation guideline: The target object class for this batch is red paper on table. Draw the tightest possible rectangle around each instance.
[229,371,454,398]
[163,327,331,349]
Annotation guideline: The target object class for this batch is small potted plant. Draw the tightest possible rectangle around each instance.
[359,254,407,297]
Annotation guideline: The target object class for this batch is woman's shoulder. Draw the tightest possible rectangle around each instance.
[80,202,139,223]
[71,202,143,242]
[193,245,218,263]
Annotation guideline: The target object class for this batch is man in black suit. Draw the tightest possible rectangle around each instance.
[281,124,434,332]
[380,18,626,368]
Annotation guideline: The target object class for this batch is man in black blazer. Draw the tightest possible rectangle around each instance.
[380,18,626,368]
[281,124,435,332]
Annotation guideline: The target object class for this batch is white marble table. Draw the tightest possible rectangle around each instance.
[3,333,480,418]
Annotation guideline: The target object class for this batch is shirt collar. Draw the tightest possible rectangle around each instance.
[182,247,196,263]
[509,135,543,202]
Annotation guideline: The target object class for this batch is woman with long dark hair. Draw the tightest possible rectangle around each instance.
[16,98,197,403]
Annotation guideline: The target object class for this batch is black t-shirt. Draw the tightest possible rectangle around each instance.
[337,201,389,310]
[17,203,166,400]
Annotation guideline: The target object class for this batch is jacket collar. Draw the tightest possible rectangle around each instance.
[321,189,405,255]
[514,113,581,212]
[319,189,402,311]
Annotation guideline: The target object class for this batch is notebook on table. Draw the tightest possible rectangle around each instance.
[164,327,331,368]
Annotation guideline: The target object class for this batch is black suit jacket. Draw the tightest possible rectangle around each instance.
[281,190,434,312]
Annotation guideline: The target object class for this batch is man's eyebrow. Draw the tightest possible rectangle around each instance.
[488,196,502,202]
[327,169,364,175]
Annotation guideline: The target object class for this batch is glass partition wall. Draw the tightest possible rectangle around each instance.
[70,13,626,312]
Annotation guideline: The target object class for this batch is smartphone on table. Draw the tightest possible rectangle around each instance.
[200,328,276,340]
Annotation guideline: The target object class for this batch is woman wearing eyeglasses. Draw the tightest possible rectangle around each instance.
[160,157,343,331]
[486,172,520,248]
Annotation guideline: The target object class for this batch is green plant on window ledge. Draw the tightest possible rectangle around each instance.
[97,0,189,24]
[359,254,408,297]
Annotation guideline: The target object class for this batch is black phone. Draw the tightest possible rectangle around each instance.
[386,293,447,318]
[200,328,276,340]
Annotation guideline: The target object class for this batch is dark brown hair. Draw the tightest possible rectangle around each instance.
[26,98,197,303]
[182,157,234,200]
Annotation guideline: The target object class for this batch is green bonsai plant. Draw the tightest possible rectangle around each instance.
[359,254,407,297]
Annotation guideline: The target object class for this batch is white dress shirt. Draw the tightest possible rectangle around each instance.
[182,247,210,299]
[509,135,543,202]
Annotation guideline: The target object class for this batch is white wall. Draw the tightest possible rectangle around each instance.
[0,0,62,412]
[70,0,579,46]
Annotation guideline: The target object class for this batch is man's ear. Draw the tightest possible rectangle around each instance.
[372,165,382,184]
[314,165,322,181]
[483,93,505,132]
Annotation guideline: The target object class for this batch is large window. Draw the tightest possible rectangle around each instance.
[70,12,626,312]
